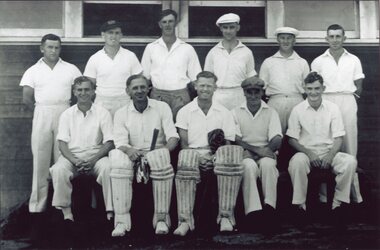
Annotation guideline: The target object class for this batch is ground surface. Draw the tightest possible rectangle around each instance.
[1,202,379,250]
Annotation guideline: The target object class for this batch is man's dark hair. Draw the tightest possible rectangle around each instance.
[196,71,218,83]
[327,24,345,36]
[159,9,178,22]
[73,76,96,89]
[41,33,61,45]
[304,72,324,85]
[126,74,149,88]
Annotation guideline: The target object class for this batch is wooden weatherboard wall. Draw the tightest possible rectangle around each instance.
[0,43,379,219]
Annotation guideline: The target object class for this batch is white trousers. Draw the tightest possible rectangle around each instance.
[267,95,304,133]
[288,152,356,208]
[213,87,245,110]
[95,95,130,117]
[29,104,68,212]
[50,150,113,212]
[242,157,279,214]
[323,93,363,203]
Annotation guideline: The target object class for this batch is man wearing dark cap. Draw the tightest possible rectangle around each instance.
[204,13,263,110]
[84,20,142,116]
[232,78,282,232]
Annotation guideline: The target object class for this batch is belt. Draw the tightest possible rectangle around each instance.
[269,94,303,98]
[152,87,187,94]
[217,86,241,90]
[323,92,353,96]
[35,101,69,106]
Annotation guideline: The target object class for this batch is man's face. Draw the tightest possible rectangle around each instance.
[195,77,216,100]
[326,29,345,51]
[158,14,176,36]
[277,33,295,52]
[219,23,240,41]
[40,39,61,62]
[244,87,263,106]
[73,81,95,104]
[304,80,325,103]
[127,78,149,102]
[102,27,122,47]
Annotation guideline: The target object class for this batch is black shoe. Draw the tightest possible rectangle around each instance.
[262,204,280,234]
[292,205,308,228]
[244,210,263,233]
[331,204,349,231]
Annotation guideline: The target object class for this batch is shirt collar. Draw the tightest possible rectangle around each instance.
[38,57,63,66]
[101,46,122,57]
[157,37,184,50]
[189,97,224,113]
[74,103,95,116]
[304,99,326,111]
[322,48,349,58]
[240,100,269,117]
[273,50,301,59]
[128,98,155,112]
[216,40,245,50]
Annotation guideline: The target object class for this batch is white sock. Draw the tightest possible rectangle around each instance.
[332,199,342,210]
[61,207,74,221]
[106,211,114,221]
[298,203,306,211]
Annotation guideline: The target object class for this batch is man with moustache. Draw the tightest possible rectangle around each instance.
[20,33,81,239]
[110,74,179,237]
[49,76,114,228]
[311,24,364,204]
[204,13,263,110]
[141,9,202,119]
[174,71,241,236]
[232,78,282,232]
[84,20,142,116]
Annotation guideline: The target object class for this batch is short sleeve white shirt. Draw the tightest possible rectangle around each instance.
[204,41,257,88]
[175,97,236,148]
[141,38,202,90]
[84,47,142,97]
[286,99,345,155]
[113,98,179,150]
[260,51,309,96]
[20,58,82,104]
[57,104,113,153]
[232,101,282,147]
[311,49,365,93]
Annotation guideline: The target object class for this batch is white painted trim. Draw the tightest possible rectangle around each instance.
[0,29,63,37]
[64,1,83,38]
[189,1,265,7]
[178,0,189,38]
[359,1,378,39]
[266,0,284,38]
[83,0,162,4]
[297,31,358,39]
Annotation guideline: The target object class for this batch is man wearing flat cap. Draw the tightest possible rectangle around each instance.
[204,13,263,110]
[84,20,142,116]
[232,78,282,232]
[259,27,309,134]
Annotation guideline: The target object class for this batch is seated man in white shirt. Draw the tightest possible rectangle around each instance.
[287,72,357,226]
[110,74,179,237]
[232,78,282,232]
[50,76,114,227]
[174,71,242,236]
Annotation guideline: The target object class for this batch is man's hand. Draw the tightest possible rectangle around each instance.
[320,154,334,169]
[307,152,321,168]
[126,148,144,162]
[255,147,277,160]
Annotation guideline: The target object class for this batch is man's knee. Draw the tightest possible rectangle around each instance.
[289,153,309,173]
[242,158,259,178]
[50,157,73,178]
[109,149,133,170]
[259,157,278,173]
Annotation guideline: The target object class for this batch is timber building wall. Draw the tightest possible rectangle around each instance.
[0,43,379,219]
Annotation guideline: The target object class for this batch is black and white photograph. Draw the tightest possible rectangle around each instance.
[0,0,379,249]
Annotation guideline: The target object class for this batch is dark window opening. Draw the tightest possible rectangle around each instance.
[189,6,265,37]
[83,3,162,37]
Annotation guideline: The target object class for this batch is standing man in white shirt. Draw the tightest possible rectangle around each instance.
[141,9,202,119]
[260,27,309,133]
[84,20,142,116]
[20,34,81,222]
[204,13,263,110]
[50,76,114,228]
[110,74,179,237]
[311,24,364,204]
